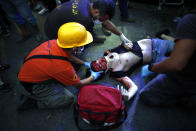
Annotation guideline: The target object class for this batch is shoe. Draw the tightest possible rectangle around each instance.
[18,98,37,111]
[0,27,10,37]
[0,83,11,93]
[102,27,111,36]
[120,18,135,23]
[93,36,106,43]
[0,64,9,72]
[155,29,170,39]
[38,8,48,15]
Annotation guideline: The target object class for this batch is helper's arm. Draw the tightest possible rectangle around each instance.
[77,76,95,86]
[102,20,121,36]
[65,49,86,65]
[75,70,103,87]
[102,20,132,48]
[69,54,85,65]
[116,76,138,101]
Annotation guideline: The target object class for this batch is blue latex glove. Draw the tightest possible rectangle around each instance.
[141,65,154,78]
[90,70,103,80]
[84,62,91,68]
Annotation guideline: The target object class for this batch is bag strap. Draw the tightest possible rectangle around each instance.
[73,104,127,131]
[23,55,70,63]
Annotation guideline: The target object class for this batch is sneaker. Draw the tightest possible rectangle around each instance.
[0,83,11,93]
[120,18,135,23]
[38,8,48,15]
[0,64,9,72]
[18,98,37,111]
[2,29,10,37]
[0,27,10,37]
[93,35,106,43]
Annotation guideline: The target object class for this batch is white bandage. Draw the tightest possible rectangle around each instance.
[124,42,133,50]
[120,33,131,43]
[120,33,133,49]
[116,84,138,101]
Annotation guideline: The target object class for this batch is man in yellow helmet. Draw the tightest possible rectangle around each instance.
[17,22,103,110]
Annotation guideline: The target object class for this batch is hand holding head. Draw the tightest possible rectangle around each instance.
[90,69,103,80]
[84,62,91,68]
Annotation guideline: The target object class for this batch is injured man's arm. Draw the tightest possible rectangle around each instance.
[116,77,138,101]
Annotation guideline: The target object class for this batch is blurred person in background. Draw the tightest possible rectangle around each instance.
[0,0,42,42]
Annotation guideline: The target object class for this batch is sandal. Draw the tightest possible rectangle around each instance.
[0,64,9,72]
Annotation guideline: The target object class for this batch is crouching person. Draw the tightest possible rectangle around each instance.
[17,22,102,111]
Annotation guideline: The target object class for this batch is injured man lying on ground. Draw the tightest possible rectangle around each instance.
[90,38,175,101]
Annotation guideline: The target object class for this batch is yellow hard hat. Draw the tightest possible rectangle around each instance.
[57,22,93,48]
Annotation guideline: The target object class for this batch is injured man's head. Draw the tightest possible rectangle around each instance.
[91,53,120,72]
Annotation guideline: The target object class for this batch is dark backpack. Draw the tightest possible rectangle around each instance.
[74,84,127,130]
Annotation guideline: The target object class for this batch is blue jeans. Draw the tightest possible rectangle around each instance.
[113,0,129,19]
[151,39,175,63]
[0,0,37,26]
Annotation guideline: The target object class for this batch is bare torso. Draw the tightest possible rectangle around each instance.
[112,39,152,72]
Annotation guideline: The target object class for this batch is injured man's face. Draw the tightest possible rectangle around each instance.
[91,53,120,72]
[91,57,107,72]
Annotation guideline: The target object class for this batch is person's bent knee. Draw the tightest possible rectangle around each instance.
[139,90,154,106]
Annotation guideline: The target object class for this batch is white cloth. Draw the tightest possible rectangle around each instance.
[120,33,133,49]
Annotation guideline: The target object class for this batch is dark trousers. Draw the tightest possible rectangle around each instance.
[140,74,196,107]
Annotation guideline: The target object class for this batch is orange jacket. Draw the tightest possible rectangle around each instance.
[18,40,80,86]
